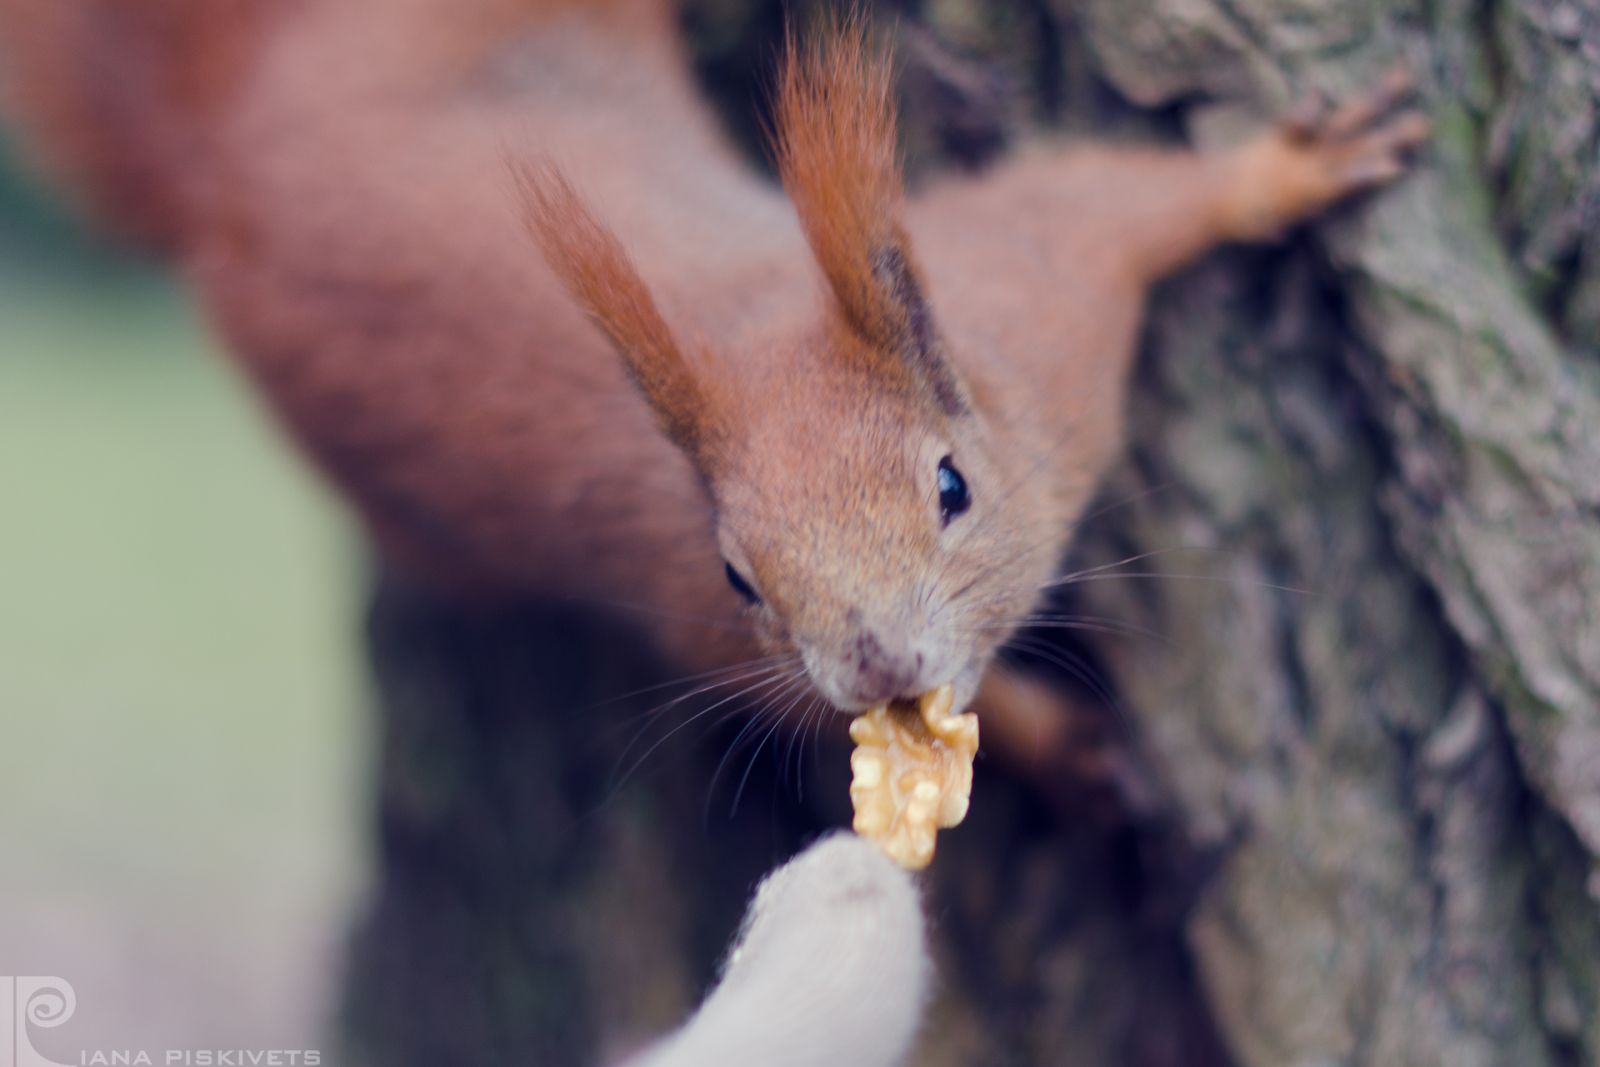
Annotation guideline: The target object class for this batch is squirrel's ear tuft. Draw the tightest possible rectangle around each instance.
[517,161,723,463]
[774,12,967,416]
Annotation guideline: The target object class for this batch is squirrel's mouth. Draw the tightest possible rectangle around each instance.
[870,684,957,726]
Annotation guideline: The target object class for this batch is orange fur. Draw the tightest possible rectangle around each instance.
[519,162,727,464]
[776,17,969,420]
[0,0,278,251]
[774,16,901,338]
[2,1,1425,729]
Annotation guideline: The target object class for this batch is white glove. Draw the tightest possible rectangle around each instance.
[625,833,930,1067]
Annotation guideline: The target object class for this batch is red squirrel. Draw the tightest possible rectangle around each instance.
[0,0,1427,767]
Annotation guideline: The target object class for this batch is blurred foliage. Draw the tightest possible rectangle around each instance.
[0,123,367,1052]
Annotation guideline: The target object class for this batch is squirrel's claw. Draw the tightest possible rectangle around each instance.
[1270,66,1431,201]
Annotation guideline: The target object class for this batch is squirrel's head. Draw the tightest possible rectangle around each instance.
[520,18,1050,712]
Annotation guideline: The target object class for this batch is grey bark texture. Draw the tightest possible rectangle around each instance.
[342,2,1600,1065]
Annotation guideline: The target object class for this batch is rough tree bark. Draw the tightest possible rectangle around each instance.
[342,2,1600,1065]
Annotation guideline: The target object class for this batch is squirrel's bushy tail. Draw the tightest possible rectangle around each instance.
[0,0,684,256]
[0,0,273,255]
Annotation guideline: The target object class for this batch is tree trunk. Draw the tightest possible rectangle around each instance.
[342,2,1600,1065]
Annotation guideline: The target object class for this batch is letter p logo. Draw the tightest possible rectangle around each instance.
[1,978,76,1067]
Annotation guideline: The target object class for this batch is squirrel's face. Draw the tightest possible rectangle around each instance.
[520,29,1050,713]
[708,349,1044,714]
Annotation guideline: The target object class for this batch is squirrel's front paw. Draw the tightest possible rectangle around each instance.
[1234,65,1432,239]
[1280,65,1432,187]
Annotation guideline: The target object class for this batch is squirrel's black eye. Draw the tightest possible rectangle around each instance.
[725,562,762,605]
[938,455,971,524]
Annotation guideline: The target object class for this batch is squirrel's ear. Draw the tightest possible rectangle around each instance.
[775,15,968,416]
[518,162,723,463]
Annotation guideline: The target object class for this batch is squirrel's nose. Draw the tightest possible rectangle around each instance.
[844,630,925,705]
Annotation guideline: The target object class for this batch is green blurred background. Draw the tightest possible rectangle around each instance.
[0,127,367,1055]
